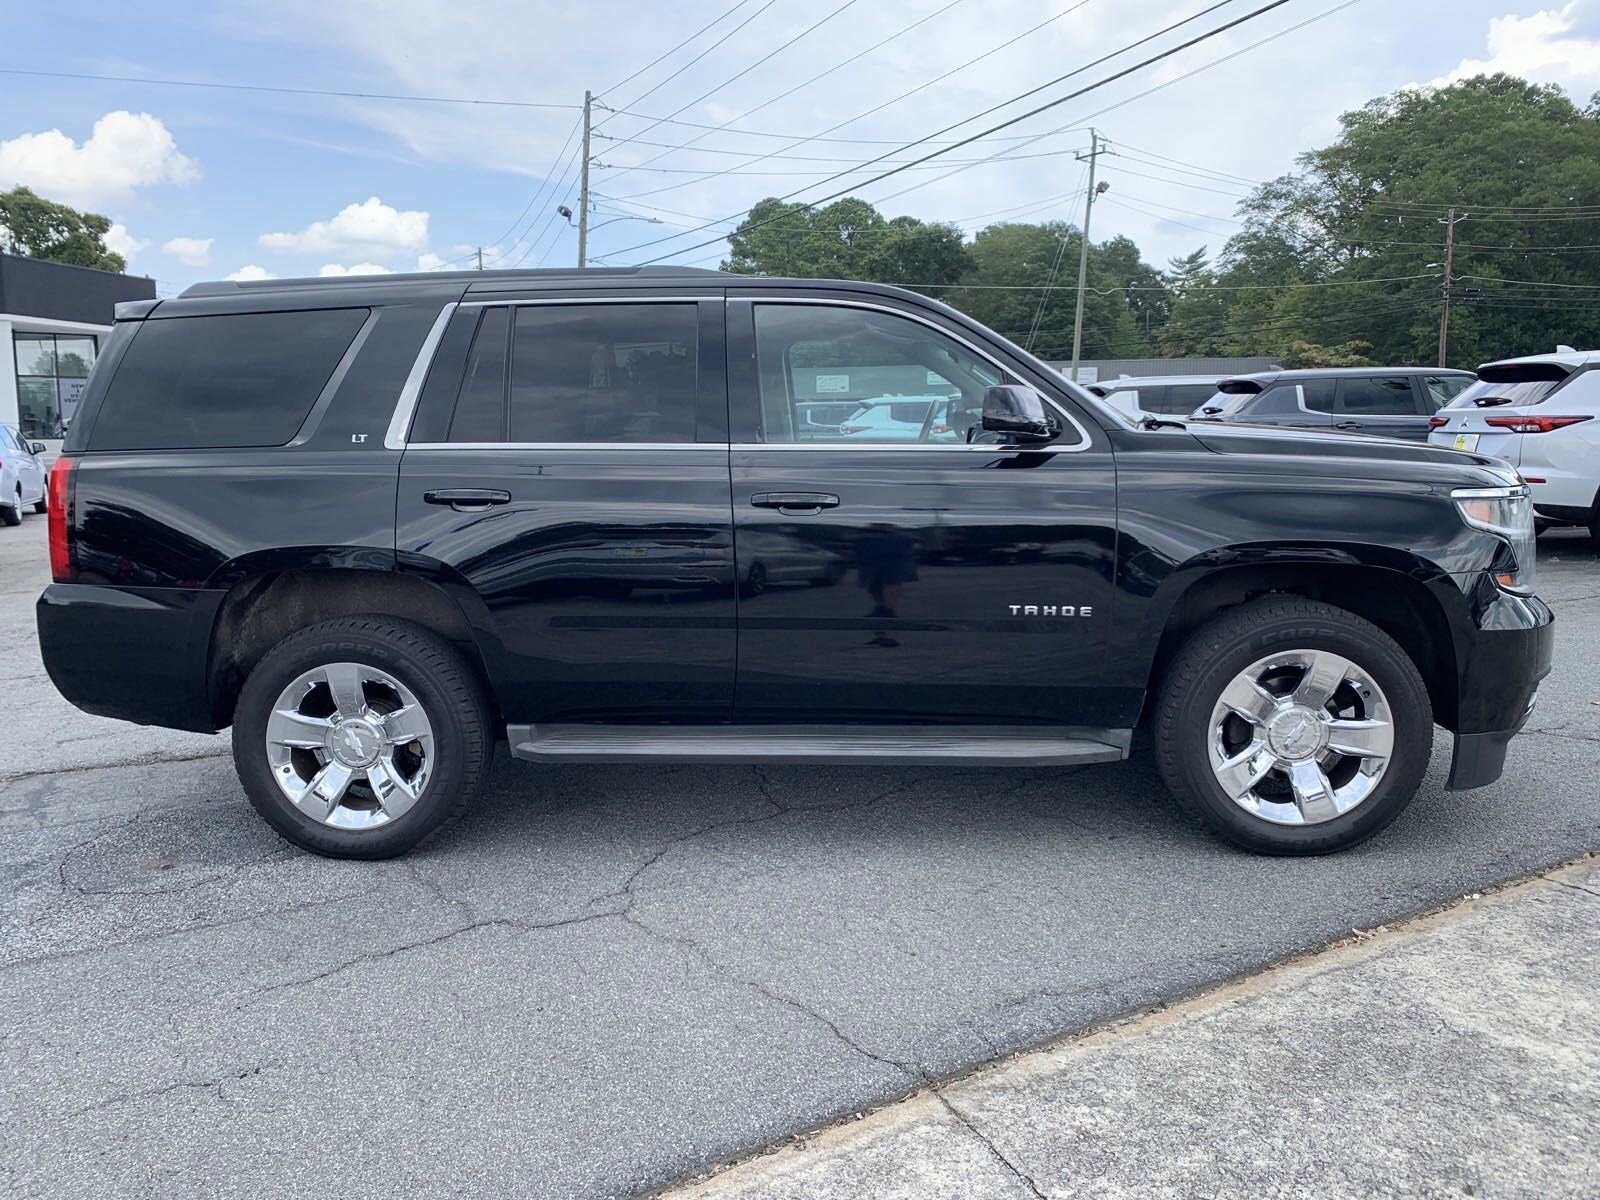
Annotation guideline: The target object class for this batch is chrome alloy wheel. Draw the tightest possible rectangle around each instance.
[1207,649,1395,826]
[264,662,435,830]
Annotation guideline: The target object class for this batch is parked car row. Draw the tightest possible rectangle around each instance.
[1088,355,1597,544]
[0,424,48,526]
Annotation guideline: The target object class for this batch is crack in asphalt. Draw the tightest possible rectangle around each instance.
[62,1062,281,1119]
[0,894,369,972]
[1,749,230,786]
[934,1090,1049,1199]
[247,908,626,999]
[1523,727,1600,746]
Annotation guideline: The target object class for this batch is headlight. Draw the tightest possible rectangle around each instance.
[1452,484,1535,592]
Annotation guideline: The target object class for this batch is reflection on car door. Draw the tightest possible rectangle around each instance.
[726,293,1119,727]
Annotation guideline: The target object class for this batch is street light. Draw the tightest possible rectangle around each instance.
[587,214,663,232]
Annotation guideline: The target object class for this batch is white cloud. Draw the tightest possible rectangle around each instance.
[416,251,450,271]
[103,223,149,262]
[318,262,393,276]
[260,196,428,258]
[1427,1,1600,95]
[162,235,214,267]
[0,111,198,209]
[226,264,276,281]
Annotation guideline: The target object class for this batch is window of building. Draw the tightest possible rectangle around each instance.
[13,332,98,439]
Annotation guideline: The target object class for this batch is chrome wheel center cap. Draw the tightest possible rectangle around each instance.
[1265,705,1327,761]
[327,717,382,768]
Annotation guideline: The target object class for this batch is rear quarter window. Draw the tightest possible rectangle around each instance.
[86,308,368,451]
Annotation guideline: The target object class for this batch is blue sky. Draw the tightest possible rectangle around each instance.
[2,0,1597,294]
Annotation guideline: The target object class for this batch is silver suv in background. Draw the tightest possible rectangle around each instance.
[1192,368,1474,441]
[0,424,47,526]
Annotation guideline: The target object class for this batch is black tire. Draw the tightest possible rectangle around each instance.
[231,617,491,859]
[32,493,47,514]
[1154,597,1432,856]
[1589,509,1600,550]
[1,488,21,526]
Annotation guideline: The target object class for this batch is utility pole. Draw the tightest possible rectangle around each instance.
[1438,206,1466,367]
[577,89,593,269]
[1069,130,1110,383]
[475,246,484,271]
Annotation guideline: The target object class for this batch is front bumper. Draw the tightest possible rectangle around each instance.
[1444,584,1554,791]
[38,583,224,732]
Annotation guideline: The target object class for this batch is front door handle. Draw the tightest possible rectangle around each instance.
[424,488,512,511]
[1334,421,1363,430]
[751,491,840,514]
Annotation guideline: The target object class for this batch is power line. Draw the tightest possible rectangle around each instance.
[596,0,967,179]
[0,65,579,109]
[600,0,758,98]
[863,0,1362,210]
[471,113,585,266]
[596,0,781,126]
[599,0,860,170]
[613,0,1276,262]
[604,0,1096,202]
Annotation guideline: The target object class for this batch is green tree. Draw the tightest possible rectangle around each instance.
[722,196,967,289]
[0,186,127,272]
[1220,75,1600,365]
[1160,247,1232,355]
[1279,339,1375,368]
[955,221,1143,360]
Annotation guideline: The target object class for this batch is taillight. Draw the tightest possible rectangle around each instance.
[932,423,951,434]
[1484,414,1593,434]
[47,456,75,583]
[839,425,868,434]
[1428,416,1449,429]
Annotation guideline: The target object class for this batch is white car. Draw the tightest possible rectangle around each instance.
[1088,374,1228,424]
[1429,348,1600,541]
[0,424,47,526]
[838,395,961,442]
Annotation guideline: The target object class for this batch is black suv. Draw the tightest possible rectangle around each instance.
[1195,367,1476,440]
[38,268,1551,859]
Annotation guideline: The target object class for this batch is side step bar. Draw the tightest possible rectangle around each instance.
[506,724,1130,767]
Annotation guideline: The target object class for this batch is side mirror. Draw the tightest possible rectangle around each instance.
[982,385,1057,442]
[29,443,45,455]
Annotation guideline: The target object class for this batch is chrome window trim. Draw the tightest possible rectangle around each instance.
[384,302,459,450]
[405,441,718,452]
[740,296,1093,453]
[385,293,1095,453]
[456,295,717,308]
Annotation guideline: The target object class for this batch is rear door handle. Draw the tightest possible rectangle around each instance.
[751,492,840,513]
[1334,421,1363,430]
[424,488,512,510]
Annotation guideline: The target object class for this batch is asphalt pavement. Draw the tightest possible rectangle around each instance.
[2,513,1597,1199]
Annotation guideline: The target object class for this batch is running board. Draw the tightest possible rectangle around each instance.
[506,724,1130,767]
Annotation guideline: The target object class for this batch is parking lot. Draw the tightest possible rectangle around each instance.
[3,514,1597,1200]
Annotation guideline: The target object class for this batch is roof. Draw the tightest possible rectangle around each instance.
[1222,365,1473,384]
[1095,374,1229,388]
[180,264,737,298]
[1478,347,1600,371]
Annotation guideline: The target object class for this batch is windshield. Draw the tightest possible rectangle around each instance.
[1444,378,1562,410]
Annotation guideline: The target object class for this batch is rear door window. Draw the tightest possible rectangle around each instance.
[87,308,368,450]
[508,304,699,443]
[1336,375,1420,415]
[1242,383,1303,417]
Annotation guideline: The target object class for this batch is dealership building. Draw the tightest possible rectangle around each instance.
[0,252,155,443]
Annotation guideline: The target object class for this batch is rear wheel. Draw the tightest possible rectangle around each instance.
[32,491,46,514]
[231,617,491,859]
[1155,597,1432,855]
[1,487,21,526]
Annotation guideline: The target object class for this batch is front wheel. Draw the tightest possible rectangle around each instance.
[1154,597,1432,855]
[231,617,491,859]
[1,487,21,527]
